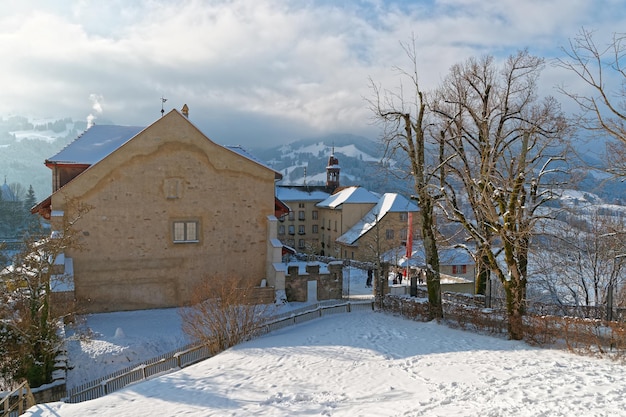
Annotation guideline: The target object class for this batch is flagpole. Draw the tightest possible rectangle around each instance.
[405,211,413,284]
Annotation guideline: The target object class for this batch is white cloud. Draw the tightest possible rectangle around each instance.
[0,0,625,146]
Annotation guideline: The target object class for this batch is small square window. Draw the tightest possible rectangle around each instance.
[173,221,199,243]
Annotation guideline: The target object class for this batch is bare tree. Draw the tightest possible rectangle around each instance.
[532,207,626,314]
[355,210,386,306]
[368,39,443,320]
[433,51,569,339]
[557,28,626,177]
[8,183,26,202]
[179,277,273,355]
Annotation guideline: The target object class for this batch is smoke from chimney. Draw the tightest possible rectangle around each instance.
[87,93,104,128]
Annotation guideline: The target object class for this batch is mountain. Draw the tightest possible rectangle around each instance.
[0,115,118,200]
[252,133,413,195]
[0,116,91,202]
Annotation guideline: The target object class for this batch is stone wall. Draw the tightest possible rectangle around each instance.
[32,382,66,404]
[284,262,343,302]
[50,291,76,318]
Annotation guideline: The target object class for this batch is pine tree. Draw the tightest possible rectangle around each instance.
[23,185,42,236]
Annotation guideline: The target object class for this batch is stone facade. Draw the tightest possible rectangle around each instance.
[42,109,281,313]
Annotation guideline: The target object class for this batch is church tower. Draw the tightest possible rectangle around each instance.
[326,149,340,192]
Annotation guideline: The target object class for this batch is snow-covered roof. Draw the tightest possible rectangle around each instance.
[276,185,330,202]
[316,186,379,209]
[46,125,145,165]
[44,119,282,180]
[337,193,419,245]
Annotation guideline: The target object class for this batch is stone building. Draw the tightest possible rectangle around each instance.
[32,108,283,313]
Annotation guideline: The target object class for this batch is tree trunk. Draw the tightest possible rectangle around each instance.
[503,277,526,340]
[421,198,442,320]
[475,247,491,295]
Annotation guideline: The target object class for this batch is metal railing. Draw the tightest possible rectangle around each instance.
[64,300,373,404]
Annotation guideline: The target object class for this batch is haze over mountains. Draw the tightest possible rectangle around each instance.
[0,115,623,205]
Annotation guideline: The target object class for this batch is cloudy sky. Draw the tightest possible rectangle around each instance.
[1,0,625,147]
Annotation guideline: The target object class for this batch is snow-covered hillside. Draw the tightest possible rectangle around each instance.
[276,140,380,163]
[0,116,87,200]
[254,133,411,194]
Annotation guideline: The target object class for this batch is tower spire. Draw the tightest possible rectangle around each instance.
[326,149,340,192]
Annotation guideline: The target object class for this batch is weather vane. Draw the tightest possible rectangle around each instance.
[160,96,168,117]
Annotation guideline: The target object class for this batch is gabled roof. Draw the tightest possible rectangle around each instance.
[337,193,419,245]
[33,109,283,213]
[316,186,378,209]
[43,111,282,181]
[46,125,145,165]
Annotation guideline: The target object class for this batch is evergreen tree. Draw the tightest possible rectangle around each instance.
[23,185,42,235]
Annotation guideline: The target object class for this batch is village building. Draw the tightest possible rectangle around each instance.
[275,185,330,255]
[274,152,342,255]
[336,193,420,261]
[316,186,380,257]
[32,107,286,313]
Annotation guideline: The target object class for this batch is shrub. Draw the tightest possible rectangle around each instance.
[179,277,274,355]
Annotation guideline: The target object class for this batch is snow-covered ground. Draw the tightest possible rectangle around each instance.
[21,266,626,416]
[27,310,626,416]
[62,266,373,389]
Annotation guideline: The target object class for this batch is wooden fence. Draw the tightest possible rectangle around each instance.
[0,380,35,417]
[64,300,373,404]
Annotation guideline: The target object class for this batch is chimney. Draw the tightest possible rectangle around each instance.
[181,104,189,118]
